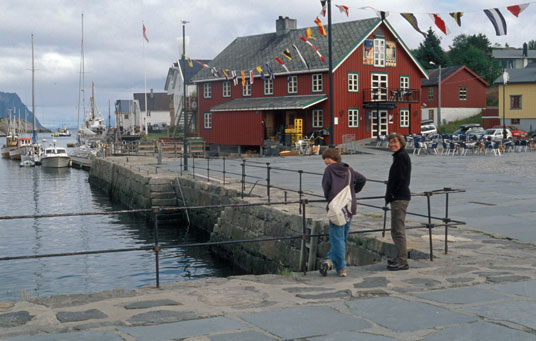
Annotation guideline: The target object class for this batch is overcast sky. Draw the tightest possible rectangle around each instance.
[0,0,533,128]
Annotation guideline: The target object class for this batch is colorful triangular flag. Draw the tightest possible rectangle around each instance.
[275,57,290,74]
[231,70,238,86]
[484,8,507,36]
[305,27,317,40]
[142,24,149,42]
[282,49,292,61]
[256,66,265,80]
[187,57,193,67]
[292,44,309,69]
[241,70,246,86]
[314,17,327,37]
[265,64,274,80]
[430,14,450,35]
[507,3,530,17]
[300,37,326,63]
[249,70,254,85]
[320,0,326,16]
[449,12,463,26]
[400,13,427,38]
[335,5,349,17]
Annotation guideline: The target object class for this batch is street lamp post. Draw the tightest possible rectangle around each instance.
[429,61,441,127]
[502,69,509,140]
[182,20,189,171]
[327,0,334,147]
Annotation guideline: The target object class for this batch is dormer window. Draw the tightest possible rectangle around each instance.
[374,38,385,67]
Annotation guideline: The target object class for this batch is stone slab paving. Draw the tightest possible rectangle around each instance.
[424,321,536,341]
[240,306,371,339]
[308,332,397,340]
[412,286,512,304]
[461,300,536,331]
[1,331,123,341]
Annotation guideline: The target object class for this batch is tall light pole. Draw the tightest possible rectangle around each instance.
[324,0,334,147]
[502,69,509,140]
[429,61,441,127]
[182,20,189,171]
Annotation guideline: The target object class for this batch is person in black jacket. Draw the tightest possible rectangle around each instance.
[385,133,411,271]
[321,148,366,277]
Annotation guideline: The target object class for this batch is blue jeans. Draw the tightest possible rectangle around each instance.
[326,219,351,271]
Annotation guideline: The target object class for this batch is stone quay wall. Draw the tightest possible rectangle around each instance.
[88,157,405,274]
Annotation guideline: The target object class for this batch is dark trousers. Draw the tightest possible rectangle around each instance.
[390,200,409,265]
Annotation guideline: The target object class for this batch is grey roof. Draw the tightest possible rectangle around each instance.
[192,17,381,82]
[133,92,170,111]
[115,100,134,113]
[492,49,536,59]
[421,66,461,86]
[210,94,327,112]
[494,67,536,84]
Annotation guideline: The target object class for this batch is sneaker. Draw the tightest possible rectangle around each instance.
[319,259,332,276]
[387,258,397,266]
[338,268,347,277]
[387,263,409,271]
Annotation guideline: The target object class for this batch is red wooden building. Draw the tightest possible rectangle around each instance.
[421,65,489,125]
[192,16,428,151]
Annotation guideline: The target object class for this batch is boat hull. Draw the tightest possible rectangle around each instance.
[9,146,31,160]
[40,156,71,168]
[1,146,15,158]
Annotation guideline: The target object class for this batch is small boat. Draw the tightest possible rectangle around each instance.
[52,125,72,137]
[1,133,18,158]
[9,137,33,160]
[39,140,71,168]
[20,159,35,167]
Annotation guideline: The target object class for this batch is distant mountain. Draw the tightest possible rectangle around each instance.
[0,91,45,130]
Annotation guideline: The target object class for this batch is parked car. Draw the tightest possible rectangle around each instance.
[452,123,481,136]
[482,128,512,141]
[420,120,437,136]
[492,125,528,139]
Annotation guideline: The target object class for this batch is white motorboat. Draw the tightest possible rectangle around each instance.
[40,141,71,168]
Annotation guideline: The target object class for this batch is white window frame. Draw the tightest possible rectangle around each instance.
[203,83,212,99]
[400,76,409,90]
[264,78,273,95]
[371,73,388,101]
[203,112,212,129]
[312,109,323,128]
[400,109,409,128]
[373,38,385,67]
[288,75,298,94]
[222,81,231,98]
[312,74,323,92]
[458,86,467,101]
[348,108,359,128]
[348,73,359,92]
[242,82,252,97]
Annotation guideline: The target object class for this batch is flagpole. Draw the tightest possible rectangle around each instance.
[143,21,148,136]
[182,20,189,172]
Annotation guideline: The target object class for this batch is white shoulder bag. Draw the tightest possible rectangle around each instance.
[327,170,352,226]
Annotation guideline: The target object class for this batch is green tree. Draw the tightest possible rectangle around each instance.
[528,40,536,49]
[448,34,502,84]
[414,28,449,68]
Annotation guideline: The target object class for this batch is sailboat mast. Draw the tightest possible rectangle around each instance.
[31,34,37,143]
[81,13,86,128]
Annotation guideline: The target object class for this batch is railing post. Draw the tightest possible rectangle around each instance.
[223,158,226,185]
[300,199,308,275]
[207,156,210,182]
[192,155,195,179]
[241,159,246,199]
[426,192,434,261]
[153,207,161,288]
[444,190,449,254]
[266,162,271,203]
[157,141,162,165]
[180,154,183,176]
[298,170,303,214]
[382,204,388,238]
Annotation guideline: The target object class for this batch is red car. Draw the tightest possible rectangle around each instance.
[493,125,528,138]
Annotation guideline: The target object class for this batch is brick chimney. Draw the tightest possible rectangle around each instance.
[276,16,297,36]
[523,42,528,57]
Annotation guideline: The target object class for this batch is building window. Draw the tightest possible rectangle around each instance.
[203,83,212,98]
[458,86,467,101]
[400,76,409,90]
[400,109,409,128]
[264,79,274,95]
[373,38,385,67]
[242,82,252,97]
[371,73,388,101]
[147,112,151,117]
[348,73,359,92]
[222,81,231,98]
[427,87,434,101]
[312,109,323,128]
[510,95,522,109]
[288,75,298,94]
[348,108,359,128]
[124,114,129,120]
[312,74,323,92]
[511,118,520,124]
[203,112,212,129]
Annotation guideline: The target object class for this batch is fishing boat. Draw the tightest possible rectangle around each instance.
[39,140,70,168]
[9,137,32,160]
[82,82,106,136]
[51,125,72,137]
[1,130,18,158]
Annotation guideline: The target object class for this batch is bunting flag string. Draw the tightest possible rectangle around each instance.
[449,12,463,26]
[358,6,389,19]
[300,37,326,63]
[314,17,328,37]
[282,49,292,60]
[484,8,507,36]
[256,66,265,80]
[265,64,274,80]
[292,44,309,69]
[430,14,450,35]
[400,13,427,38]
[507,3,530,17]
[305,27,317,40]
[335,5,349,16]
[275,57,290,74]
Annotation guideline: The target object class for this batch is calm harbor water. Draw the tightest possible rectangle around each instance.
[0,134,243,302]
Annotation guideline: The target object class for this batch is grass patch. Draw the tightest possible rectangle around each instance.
[362,212,383,219]
[438,114,482,134]
[277,267,293,276]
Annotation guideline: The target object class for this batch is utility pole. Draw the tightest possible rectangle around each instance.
[327,0,334,147]
[182,20,189,171]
